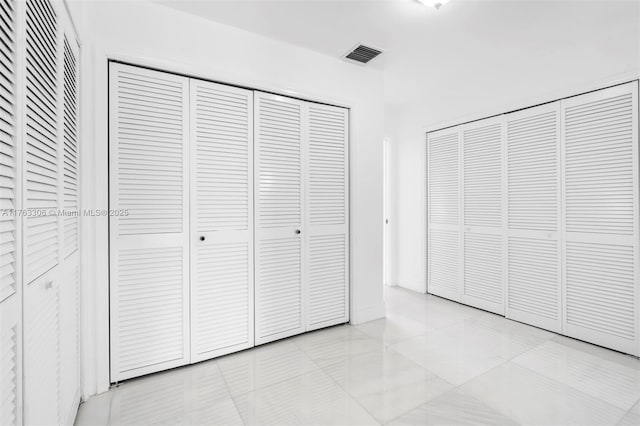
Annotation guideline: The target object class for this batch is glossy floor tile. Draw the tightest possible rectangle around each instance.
[460,362,627,425]
[320,346,453,423]
[234,369,379,425]
[76,286,640,426]
[388,388,518,426]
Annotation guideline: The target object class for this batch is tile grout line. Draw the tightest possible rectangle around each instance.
[214,362,248,426]
[616,398,639,426]
[291,331,387,425]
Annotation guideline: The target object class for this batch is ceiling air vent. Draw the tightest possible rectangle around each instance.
[343,43,382,65]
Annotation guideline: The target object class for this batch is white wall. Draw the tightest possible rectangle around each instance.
[68,0,385,398]
[386,0,640,293]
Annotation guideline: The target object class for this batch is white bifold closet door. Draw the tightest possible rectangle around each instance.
[305,103,349,331]
[0,0,19,423]
[427,127,461,302]
[189,79,254,362]
[561,82,639,355]
[23,0,61,423]
[59,27,81,425]
[254,93,305,344]
[461,117,504,314]
[254,93,349,344]
[505,102,562,332]
[109,63,191,381]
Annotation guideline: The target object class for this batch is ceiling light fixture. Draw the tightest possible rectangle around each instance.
[418,0,450,10]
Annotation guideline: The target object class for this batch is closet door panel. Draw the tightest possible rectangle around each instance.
[427,127,461,302]
[0,296,19,426]
[190,80,254,362]
[562,82,639,355]
[58,30,80,424]
[506,102,562,332]
[24,0,59,284]
[0,5,19,422]
[62,35,79,258]
[23,0,63,423]
[462,118,504,314]
[305,103,348,330]
[109,63,190,381]
[254,92,304,344]
[24,274,59,425]
[0,0,16,304]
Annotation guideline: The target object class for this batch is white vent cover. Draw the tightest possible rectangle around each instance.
[343,43,382,64]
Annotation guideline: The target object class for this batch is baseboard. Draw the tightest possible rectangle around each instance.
[349,302,386,325]
[396,280,426,293]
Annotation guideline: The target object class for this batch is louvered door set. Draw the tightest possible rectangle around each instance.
[0,0,81,425]
[109,63,349,381]
[428,82,640,355]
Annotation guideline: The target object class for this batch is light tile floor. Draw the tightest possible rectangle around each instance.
[76,286,640,425]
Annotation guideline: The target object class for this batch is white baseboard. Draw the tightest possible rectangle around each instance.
[396,280,426,293]
[349,302,386,325]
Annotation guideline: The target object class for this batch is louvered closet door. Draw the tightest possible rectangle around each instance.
[427,127,461,302]
[461,117,504,314]
[23,0,62,423]
[254,92,305,345]
[561,82,639,355]
[505,102,562,332]
[0,0,20,423]
[189,79,254,362]
[59,30,80,425]
[109,63,190,381]
[304,103,349,331]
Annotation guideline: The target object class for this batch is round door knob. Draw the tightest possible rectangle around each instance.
[200,236,205,241]
[295,229,301,234]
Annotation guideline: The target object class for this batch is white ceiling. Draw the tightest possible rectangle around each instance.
[155,0,639,118]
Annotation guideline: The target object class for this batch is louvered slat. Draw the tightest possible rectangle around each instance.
[506,103,561,332]
[428,130,459,225]
[0,324,17,426]
[190,80,253,362]
[257,96,301,229]
[508,110,558,231]
[464,233,501,306]
[428,229,459,301]
[62,36,78,257]
[256,237,302,340]
[24,0,58,284]
[566,242,634,339]
[508,237,559,322]
[562,82,639,355]
[25,279,59,425]
[193,84,250,231]
[308,105,346,226]
[565,93,634,235]
[193,242,250,355]
[117,247,185,372]
[114,69,185,235]
[0,0,15,302]
[308,234,346,326]
[463,123,502,228]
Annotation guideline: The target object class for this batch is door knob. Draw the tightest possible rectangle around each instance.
[200,236,205,241]
[295,229,301,234]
